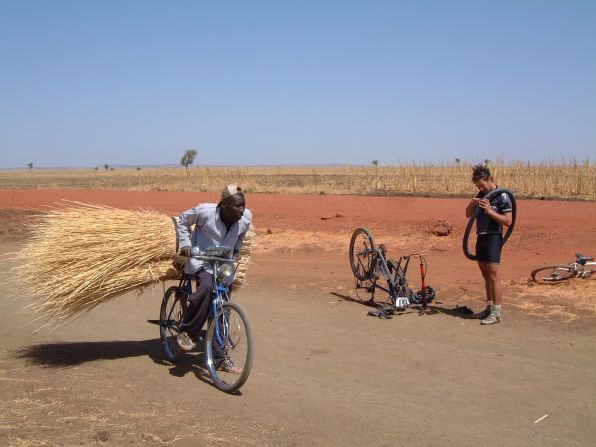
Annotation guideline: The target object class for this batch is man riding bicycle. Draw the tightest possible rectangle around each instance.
[175,184,252,351]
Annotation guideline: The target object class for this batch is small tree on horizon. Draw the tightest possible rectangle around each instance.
[455,158,461,166]
[371,160,379,167]
[180,149,198,175]
[27,162,33,172]
[104,164,109,171]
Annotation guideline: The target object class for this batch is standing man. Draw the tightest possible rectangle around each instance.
[176,185,252,350]
[465,165,512,325]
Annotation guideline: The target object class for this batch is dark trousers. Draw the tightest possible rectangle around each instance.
[183,270,214,338]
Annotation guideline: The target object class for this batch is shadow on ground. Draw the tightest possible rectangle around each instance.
[16,339,163,367]
[330,291,478,320]
[14,338,240,393]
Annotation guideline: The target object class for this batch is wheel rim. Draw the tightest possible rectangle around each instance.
[350,228,377,281]
[160,289,184,360]
[206,302,252,392]
[532,266,574,283]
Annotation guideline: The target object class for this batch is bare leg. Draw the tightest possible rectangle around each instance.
[484,263,502,306]
[478,261,493,302]
[471,262,494,319]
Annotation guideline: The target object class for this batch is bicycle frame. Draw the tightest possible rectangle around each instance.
[569,261,596,277]
[154,254,236,363]
[156,247,254,393]
[531,252,595,283]
[212,282,231,347]
[350,227,437,314]
[180,252,236,324]
[356,247,433,309]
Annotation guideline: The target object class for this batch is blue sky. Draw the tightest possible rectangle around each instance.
[1,0,595,168]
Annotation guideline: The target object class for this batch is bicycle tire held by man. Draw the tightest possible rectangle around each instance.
[175,185,252,350]
[464,165,513,325]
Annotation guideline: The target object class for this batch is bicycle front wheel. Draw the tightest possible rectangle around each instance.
[531,265,575,284]
[349,227,377,281]
[160,286,185,362]
[205,301,253,393]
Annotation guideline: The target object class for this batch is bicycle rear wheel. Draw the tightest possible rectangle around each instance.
[531,265,575,283]
[160,286,185,362]
[349,227,377,281]
[205,301,253,393]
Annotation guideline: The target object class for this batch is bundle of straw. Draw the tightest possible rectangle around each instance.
[10,201,255,324]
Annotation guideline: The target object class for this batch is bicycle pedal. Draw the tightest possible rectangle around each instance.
[367,309,393,319]
[379,305,395,314]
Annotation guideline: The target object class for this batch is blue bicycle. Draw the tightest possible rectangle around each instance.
[157,246,253,393]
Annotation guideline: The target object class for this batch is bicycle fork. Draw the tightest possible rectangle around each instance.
[211,287,229,357]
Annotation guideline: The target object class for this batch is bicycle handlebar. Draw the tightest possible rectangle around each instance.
[191,255,236,263]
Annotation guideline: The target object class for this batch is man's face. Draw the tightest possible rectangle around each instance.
[474,179,492,194]
[221,194,246,223]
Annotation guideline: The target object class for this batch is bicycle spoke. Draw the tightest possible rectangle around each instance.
[531,265,575,283]
[205,302,253,393]
[350,228,377,281]
[159,286,186,362]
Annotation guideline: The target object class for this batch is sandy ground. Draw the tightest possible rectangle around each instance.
[0,189,595,446]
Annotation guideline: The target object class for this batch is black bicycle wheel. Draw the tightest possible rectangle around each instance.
[349,227,377,281]
[463,188,516,261]
[160,286,185,362]
[205,301,253,393]
[531,265,575,283]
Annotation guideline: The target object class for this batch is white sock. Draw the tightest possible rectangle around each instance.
[491,304,501,316]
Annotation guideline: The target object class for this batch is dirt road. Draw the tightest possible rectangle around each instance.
[1,189,595,446]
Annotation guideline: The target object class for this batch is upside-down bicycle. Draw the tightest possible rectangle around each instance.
[150,246,253,393]
[531,253,595,284]
[349,227,436,316]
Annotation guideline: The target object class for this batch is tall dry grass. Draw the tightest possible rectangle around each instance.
[6,201,255,324]
[1,160,594,200]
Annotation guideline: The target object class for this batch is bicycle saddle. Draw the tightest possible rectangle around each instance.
[575,253,593,265]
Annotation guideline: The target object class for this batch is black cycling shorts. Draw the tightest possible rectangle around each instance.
[476,233,503,264]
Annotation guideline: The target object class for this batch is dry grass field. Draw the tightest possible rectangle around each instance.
[1,160,594,200]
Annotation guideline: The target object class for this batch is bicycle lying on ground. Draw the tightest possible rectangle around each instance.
[531,253,595,284]
[149,246,253,393]
[349,227,436,317]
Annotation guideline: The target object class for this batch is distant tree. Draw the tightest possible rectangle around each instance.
[180,149,198,174]
[94,166,98,171]
[455,158,461,166]
[136,166,141,171]
[371,160,379,167]
[484,159,490,166]
[27,162,33,172]
[104,164,109,171]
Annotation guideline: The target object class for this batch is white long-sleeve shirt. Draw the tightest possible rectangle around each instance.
[176,203,252,275]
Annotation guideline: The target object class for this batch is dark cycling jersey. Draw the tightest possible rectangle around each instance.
[475,188,512,235]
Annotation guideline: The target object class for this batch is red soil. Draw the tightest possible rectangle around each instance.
[2,188,595,319]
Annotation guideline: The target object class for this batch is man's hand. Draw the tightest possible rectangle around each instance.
[180,246,192,257]
[473,197,491,214]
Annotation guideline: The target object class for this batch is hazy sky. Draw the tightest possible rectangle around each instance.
[1,0,595,168]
